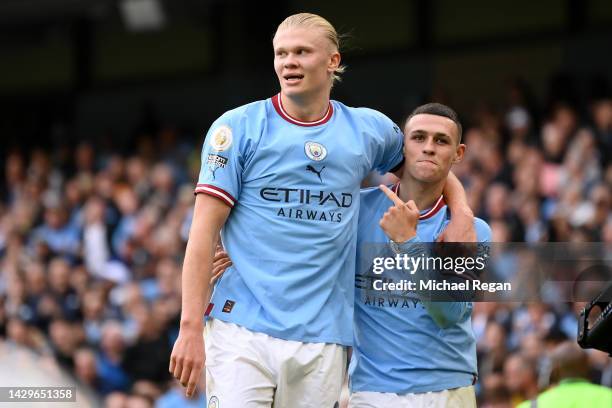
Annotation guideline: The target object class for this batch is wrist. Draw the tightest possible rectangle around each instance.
[389,234,418,254]
[180,318,204,331]
[390,230,416,243]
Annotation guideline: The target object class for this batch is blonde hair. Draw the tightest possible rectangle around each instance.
[275,13,346,86]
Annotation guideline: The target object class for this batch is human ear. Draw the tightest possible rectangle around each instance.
[453,144,466,164]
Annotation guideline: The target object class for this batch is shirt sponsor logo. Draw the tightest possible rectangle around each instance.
[207,154,228,180]
[363,294,423,309]
[260,187,353,224]
[260,188,352,207]
[276,208,343,223]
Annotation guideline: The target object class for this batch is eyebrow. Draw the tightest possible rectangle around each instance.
[274,45,315,53]
[410,130,451,139]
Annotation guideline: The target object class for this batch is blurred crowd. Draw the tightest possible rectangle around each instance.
[442,76,612,406]
[1,75,611,407]
[0,133,204,407]
[454,79,612,245]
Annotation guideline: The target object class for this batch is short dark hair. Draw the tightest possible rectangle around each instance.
[405,103,463,143]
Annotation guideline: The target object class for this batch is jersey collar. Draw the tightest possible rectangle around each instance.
[392,183,446,220]
[271,93,333,127]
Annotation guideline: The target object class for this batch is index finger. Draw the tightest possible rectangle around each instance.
[379,184,404,207]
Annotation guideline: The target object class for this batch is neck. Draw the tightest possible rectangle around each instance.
[280,90,330,122]
[397,177,445,212]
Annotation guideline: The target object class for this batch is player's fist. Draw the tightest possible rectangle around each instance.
[169,325,205,397]
[379,184,419,243]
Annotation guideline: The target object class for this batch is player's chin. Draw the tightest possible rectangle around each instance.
[281,81,306,94]
[414,171,444,183]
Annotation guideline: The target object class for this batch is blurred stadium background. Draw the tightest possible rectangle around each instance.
[1,0,611,407]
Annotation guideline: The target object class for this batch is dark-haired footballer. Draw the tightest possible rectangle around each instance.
[349,104,491,407]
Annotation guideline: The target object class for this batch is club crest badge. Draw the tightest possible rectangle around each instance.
[208,396,219,408]
[304,141,327,161]
[210,125,232,151]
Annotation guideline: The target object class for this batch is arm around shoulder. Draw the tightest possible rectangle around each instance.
[440,171,476,243]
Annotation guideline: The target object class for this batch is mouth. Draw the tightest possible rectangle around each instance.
[283,73,304,84]
[418,159,438,165]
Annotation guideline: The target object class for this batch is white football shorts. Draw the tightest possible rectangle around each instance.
[205,318,347,408]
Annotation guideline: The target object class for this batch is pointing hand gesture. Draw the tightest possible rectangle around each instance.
[379,185,419,243]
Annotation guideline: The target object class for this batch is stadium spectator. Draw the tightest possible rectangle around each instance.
[517,342,612,407]
[591,97,612,167]
[49,318,79,371]
[30,203,80,260]
[503,353,539,405]
[74,346,102,392]
[96,320,130,394]
[123,302,172,384]
[480,373,513,408]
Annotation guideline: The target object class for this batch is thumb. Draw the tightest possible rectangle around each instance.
[406,200,418,213]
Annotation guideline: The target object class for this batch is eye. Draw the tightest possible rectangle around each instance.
[412,134,425,141]
[436,138,449,145]
[276,50,287,57]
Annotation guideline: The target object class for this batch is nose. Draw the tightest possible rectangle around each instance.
[422,139,435,155]
[283,53,299,68]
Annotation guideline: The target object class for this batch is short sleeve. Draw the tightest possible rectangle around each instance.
[474,218,492,243]
[195,114,247,208]
[371,113,405,174]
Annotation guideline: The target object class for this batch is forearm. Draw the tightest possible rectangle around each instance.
[443,171,473,218]
[179,195,230,329]
[180,233,214,329]
[393,236,469,328]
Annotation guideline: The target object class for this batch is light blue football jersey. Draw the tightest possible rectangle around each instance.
[196,94,404,345]
[350,184,492,394]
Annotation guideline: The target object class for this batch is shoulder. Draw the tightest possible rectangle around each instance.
[208,100,267,145]
[333,101,396,126]
[583,382,612,396]
[216,99,267,124]
[474,217,492,242]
